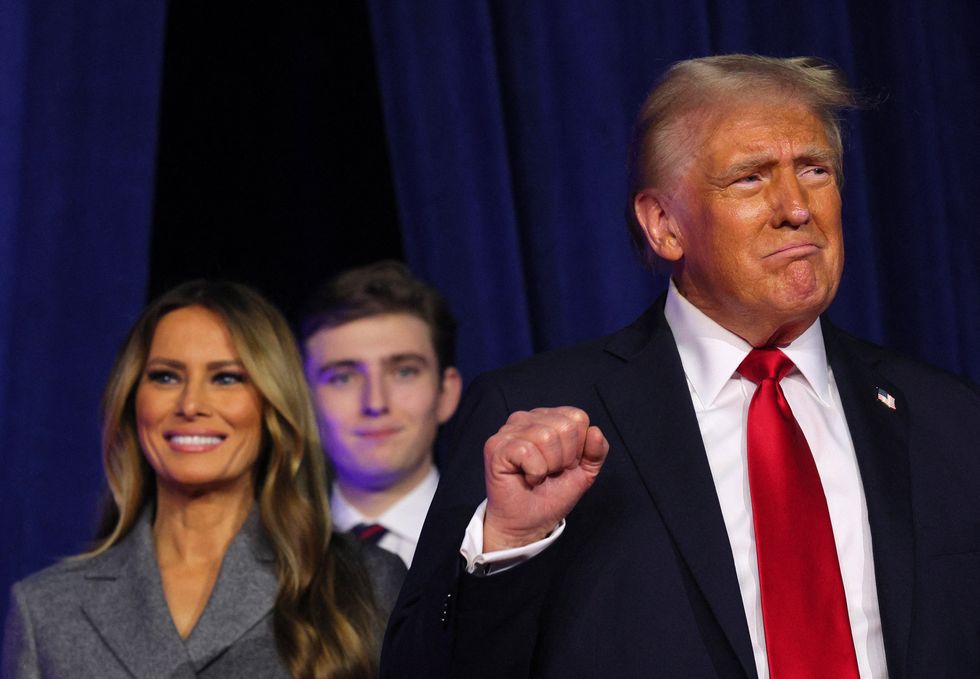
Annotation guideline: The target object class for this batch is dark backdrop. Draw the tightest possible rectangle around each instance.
[370,0,980,385]
[0,0,168,636]
[0,1,401,631]
[151,3,403,317]
[2,0,979,643]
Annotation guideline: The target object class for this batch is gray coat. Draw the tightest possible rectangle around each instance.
[2,510,405,678]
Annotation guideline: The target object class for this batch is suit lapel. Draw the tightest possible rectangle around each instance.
[183,509,278,672]
[80,513,196,679]
[595,306,757,679]
[825,324,913,678]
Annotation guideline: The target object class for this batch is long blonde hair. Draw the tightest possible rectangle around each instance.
[94,280,381,678]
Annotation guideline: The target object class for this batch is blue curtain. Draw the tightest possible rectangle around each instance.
[368,0,980,386]
[0,1,166,628]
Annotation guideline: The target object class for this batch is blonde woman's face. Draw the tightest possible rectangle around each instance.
[135,306,264,496]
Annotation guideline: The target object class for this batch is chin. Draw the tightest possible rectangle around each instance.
[773,268,837,312]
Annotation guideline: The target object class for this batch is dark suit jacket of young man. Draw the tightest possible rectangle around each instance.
[381,297,980,679]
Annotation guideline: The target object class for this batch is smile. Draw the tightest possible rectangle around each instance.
[164,432,227,452]
[355,428,401,440]
[168,435,224,445]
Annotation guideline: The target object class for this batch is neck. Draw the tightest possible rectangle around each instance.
[670,279,818,348]
[336,460,433,519]
[152,481,254,567]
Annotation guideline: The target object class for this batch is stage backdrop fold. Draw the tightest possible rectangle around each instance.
[0,0,167,630]
[368,0,980,386]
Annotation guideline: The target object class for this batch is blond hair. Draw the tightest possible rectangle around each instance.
[94,280,381,678]
[626,54,857,267]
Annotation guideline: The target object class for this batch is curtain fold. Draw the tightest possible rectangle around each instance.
[0,0,167,628]
[369,0,980,385]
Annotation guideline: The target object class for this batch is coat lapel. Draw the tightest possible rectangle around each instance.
[80,513,196,679]
[825,323,913,678]
[594,305,757,679]
[183,509,278,672]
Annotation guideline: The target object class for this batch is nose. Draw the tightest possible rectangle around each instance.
[361,373,389,417]
[771,171,810,228]
[176,379,211,418]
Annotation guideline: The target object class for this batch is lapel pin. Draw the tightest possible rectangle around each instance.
[876,387,896,410]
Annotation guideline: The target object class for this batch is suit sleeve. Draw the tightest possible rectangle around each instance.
[2,583,41,679]
[380,373,558,678]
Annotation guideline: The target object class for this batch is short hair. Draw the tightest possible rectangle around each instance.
[299,260,457,373]
[626,54,857,267]
[95,280,382,676]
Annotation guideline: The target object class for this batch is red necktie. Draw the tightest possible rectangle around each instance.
[738,348,859,678]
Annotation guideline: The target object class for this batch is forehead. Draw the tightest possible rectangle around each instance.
[691,101,832,173]
[149,306,238,358]
[304,313,436,364]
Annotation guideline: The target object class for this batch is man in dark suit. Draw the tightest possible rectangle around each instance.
[381,55,980,678]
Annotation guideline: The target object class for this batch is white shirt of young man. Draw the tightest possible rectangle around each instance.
[332,467,438,568]
[461,280,889,678]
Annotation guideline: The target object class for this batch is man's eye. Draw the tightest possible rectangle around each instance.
[213,371,247,386]
[394,365,421,379]
[147,370,179,385]
[734,174,762,185]
[324,371,355,387]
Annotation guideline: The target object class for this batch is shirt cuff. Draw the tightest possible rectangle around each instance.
[459,498,565,575]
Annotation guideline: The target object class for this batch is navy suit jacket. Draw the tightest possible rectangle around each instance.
[381,300,980,678]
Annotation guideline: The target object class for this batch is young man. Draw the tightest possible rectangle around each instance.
[300,261,461,567]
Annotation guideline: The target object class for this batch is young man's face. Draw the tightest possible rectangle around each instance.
[304,313,461,496]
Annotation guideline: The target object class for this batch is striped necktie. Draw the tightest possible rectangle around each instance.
[350,522,388,545]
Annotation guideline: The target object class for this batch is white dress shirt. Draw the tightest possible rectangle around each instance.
[461,281,888,678]
[664,281,887,678]
[332,467,438,568]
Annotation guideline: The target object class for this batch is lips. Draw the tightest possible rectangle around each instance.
[766,242,819,258]
[354,427,401,440]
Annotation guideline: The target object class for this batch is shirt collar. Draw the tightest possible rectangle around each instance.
[663,279,832,407]
[330,467,439,543]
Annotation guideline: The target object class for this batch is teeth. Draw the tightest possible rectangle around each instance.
[170,435,222,446]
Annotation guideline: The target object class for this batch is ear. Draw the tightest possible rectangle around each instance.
[634,190,684,263]
[436,366,462,424]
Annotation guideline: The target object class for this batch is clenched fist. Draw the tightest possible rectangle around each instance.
[483,406,609,552]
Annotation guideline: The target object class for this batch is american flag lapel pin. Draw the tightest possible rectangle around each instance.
[876,387,897,410]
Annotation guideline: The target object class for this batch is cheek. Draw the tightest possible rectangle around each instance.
[724,203,771,246]
[134,387,162,438]
[313,389,359,431]
[221,393,264,437]
[394,381,442,419]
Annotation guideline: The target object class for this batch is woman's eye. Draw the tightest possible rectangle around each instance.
[147,370,179,385]
[213,371,247,386]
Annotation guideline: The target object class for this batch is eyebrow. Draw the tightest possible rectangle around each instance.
[717,147,837,180]
[314,353,431,377]
[145,357,245,371]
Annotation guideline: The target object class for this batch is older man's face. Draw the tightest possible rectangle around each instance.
[646,101,844,346]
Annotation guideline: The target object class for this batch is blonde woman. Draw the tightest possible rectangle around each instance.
[2,280,404,678]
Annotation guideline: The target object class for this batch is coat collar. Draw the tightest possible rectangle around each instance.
[595,301,914,679]
[80,506,278,678]
[596,297,758,679]
[823,321,913,678]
